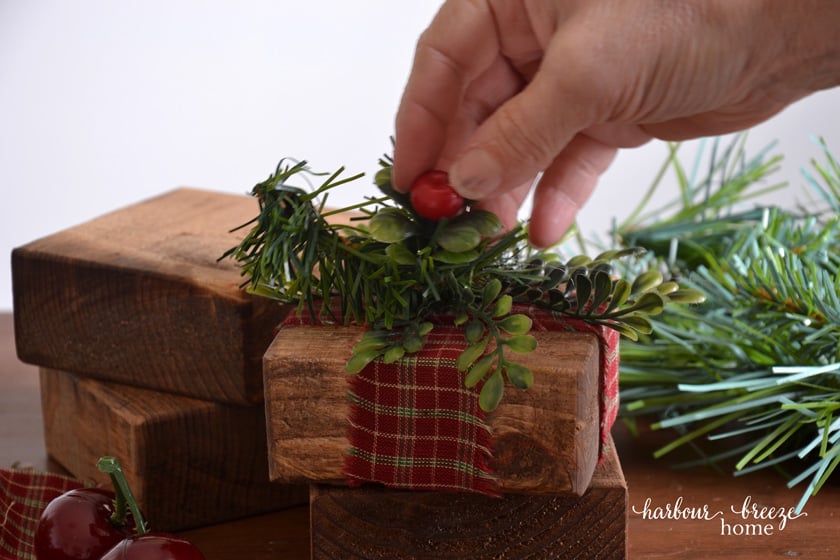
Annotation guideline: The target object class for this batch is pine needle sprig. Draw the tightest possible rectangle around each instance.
[802,136,840,216]
[609,133,840,512]
[223,153,702,411]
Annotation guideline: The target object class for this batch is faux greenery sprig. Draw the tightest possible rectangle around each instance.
[606,134,840,513]
[223,153,703,411]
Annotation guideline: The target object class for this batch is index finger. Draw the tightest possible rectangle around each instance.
[392,0,500,191]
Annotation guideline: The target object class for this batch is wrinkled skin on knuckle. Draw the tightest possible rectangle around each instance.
[485,100,558,173]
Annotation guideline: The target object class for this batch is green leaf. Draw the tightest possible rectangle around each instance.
[374,166,392,188]
[368,209,416,243]
[479,371,505,411]
[492,294,513,317]
[574,274,593,310]
[656,281,680,296]
[437,223,482,253]
[610,322,639,341]
[417,322,434,336]
[346,350,382,374]
[482,278,503,307]
[541,263,567,290]
[618,315,654,335]
[504,334,538,353]
[433,249,480,264]
[591,270,614,310]
[402,333,424,353]
[631,270,664,294]
[497,314,532,335]
[596,247,646,261]
[608,278,632,310]
[465,354,495,388]
[566,255,592,268]
[352,337,388,354]
[631,291,666,315]
[505,362,533,390]
[455,209,503,237]
[667,288,707,304]
[465,320,485,343]
[386,242,416,265]
[456,337,490,371]
[593,249,619,262]
[383,345,405,364]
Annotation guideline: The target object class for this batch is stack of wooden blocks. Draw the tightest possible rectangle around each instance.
[13,188,627,557]
[12,189,308,531]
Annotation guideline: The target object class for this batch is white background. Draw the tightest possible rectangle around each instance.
[3,1,839,311]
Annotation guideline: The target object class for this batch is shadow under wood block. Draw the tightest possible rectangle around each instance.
[13,188,289,404]
[264,325,602,495]
[310,438,626,560]
[39,368,307,532]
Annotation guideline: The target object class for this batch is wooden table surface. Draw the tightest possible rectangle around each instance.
[2,313,837,559]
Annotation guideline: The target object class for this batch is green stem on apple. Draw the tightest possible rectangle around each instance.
[97,456,149,535]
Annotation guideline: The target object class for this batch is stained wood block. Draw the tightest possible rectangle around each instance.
[310,437,626,560]
[264,325,601,495]
[13,188,288,404]
[39,368,308,532]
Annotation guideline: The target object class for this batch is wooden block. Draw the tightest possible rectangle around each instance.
[310,437,626,560]
[13,188,288,404]
[39,367,308,532]
[264,325,601,495]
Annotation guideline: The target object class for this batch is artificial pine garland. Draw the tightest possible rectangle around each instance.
[603,134,840,513]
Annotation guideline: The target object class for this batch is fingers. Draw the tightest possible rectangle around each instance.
[390,0,822,251]
[392,1,499,192]
[528,134,619,248]
[435,55,527,173]
[472,123,647,247]
[473,181,534,232]
[447,33,599,202]
[582,122,652,149]
[467,133,619,248]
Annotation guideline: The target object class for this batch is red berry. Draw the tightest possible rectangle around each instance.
[409,170,465,220]
[34,488,132,560]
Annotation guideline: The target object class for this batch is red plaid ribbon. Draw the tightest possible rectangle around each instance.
[0,468,83,560]
[344,327,498,494]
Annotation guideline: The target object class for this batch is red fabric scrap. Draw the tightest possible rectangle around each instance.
[0,468,83,560]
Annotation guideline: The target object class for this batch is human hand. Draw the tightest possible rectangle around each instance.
[393,0,840,247]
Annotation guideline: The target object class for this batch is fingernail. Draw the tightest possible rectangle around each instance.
[449,149,502,199]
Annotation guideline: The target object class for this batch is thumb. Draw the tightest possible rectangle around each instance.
[448,65,596,201]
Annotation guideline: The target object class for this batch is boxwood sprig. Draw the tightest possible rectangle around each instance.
[223,154,704,411]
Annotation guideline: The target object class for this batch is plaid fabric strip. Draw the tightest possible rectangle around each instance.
[0,468,83,560]
[344,328,498,494]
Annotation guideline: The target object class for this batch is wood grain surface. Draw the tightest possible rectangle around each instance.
[264,324,602,495]
[4,314,839,559]
[309,438,626,559]
[12,188,290,404]
[39,367,307,531]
